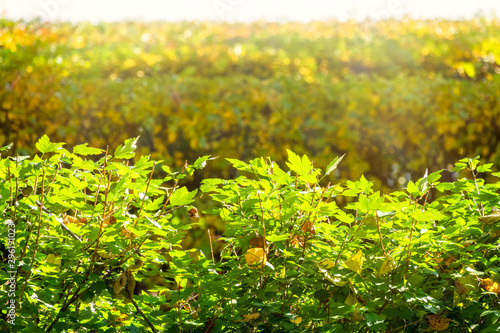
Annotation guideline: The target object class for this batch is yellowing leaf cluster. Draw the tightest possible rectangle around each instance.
[3,19,500,190]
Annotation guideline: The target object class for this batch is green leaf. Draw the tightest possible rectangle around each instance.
[170,187,197,206]
[406,180,418,195]
[416,169,430,194]
[194,155,214,169]
[427,170,442,183]
[227,158,253,173]
[73,143,104,156]
[365,313,386,329]
[114,136,139,159]
[452,162,468,172]
[0,142,13,152]
[124,324,141,333]
[477,163,494,173]
[356,175,373,193]
[267,234,289,242]
[335,211,355,224]
[325,154,345,176]
[379,255,396,276]
[187,155,215,175]
[436,183,454,192]
[286,150,313,175]
[36,135,64,154]
[200,178,225,193]
[358,192,383,211]
[162,165,172,174]
[300,173,319,184]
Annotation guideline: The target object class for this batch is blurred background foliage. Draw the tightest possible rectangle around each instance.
[1,17,500,191]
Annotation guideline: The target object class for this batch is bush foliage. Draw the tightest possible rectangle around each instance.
[1,18,500,188]
[1,137,500,332]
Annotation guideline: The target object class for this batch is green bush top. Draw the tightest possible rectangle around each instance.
[1,137,500,332]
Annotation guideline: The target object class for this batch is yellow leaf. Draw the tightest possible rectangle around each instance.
[460,62,475,78]
[319,260,335,269]
[479,207,500,225]
[345,293,363,320]
[379,255,396,276]
[121,226,137,239]
[63,215,86,226]
[345,250,364,274]
[245,248,267,269]
[344,293,358,306]
[46,254,61,272]
[291,317,302,324]
[126,269,136,299]
[242,313,259,322]
[481,278,500,294]
[46,253,61,265]
[113,271,128,296]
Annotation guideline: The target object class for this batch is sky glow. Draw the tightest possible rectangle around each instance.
[1,0,500,22]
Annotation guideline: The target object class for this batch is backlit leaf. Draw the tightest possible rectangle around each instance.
[73,143,104,156]
[379,255,396,276]
[36,135,64,154]
[114,136,139,159]
[170,187,197,206]
[345,250,364,274]
[325,154,345,176]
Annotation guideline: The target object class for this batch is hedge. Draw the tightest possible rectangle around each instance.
[1,137,500,332]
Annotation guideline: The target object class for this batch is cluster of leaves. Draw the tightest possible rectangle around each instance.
[2,137,500,332]
[194,151,500,332]
[1,18,500,189]
[0,136,210,332]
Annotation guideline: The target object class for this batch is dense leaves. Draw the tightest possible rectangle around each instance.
[1,18,500,188]
[0,137,208,332]
[1,138,500,332]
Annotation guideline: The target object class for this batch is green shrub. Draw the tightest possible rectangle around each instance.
[1,137,500,332]
[0,136,209,332]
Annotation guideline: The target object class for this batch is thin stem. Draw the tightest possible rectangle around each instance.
[130,297,158,333]
[92,146,109,212]
[208,229,215,264]
[375,211,386,256]
[158,161,188,218]
[135,162,156,228]
[403,190,430,279]
[469,159,484,216]
[257,192,266,253]
[92,171,112,263]
[19,165,46,303]
[404,200,418,278]
[177,284,182,332]
[20,183,38,257]
[8,158,12,211]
